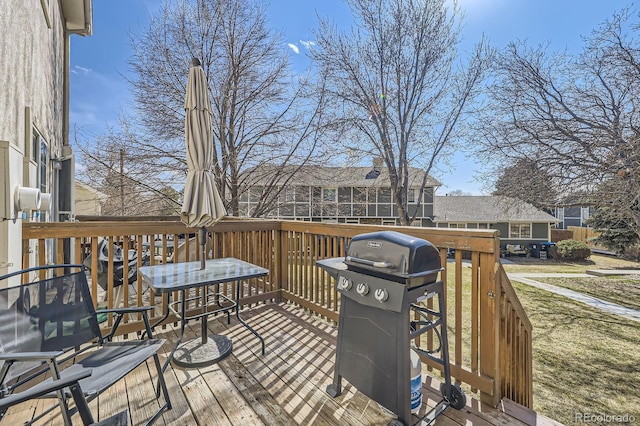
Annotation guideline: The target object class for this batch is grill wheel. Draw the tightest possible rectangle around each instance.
[440,382,467,410]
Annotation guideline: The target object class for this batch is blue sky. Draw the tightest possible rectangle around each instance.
[70,0,631,195]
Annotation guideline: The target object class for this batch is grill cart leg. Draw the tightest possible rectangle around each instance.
[410,281,467,425]
[435,282,467,410]
[327,294,345,398]
[326,379,342,398]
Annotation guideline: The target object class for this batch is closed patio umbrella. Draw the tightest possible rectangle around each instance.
[180,58,225,270]
[175,58,231,367]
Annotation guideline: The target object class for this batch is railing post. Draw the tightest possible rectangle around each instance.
[479,242,501,407]
[278,226,288,297]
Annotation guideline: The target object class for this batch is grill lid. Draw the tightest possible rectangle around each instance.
[345,231,442,284]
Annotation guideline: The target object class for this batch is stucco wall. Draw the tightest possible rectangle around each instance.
[0,0,65,160]
[0,1,66,277]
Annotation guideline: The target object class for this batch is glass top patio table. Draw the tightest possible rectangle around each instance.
[139,257,268,293]
[138,258,269,368]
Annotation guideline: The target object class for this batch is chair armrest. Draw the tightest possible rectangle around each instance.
[101,307,156,341]
[0,370,92,409]
[0,351,63,362]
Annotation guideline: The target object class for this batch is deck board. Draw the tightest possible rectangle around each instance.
[1,302,552,426]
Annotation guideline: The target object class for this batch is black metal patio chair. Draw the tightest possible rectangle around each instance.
[0,264,171,426]
[0,369,128,425]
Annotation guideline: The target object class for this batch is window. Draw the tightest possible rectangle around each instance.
[294,186,309,202]
[353,187,366,203]
[32,127,48,194]
[378,188,391,203]
[353,204,366,216]
[31,127,48,223]
[510,223,531,238]
[280,204,294,216]
[295,204,310,217]
[31,131,39,162]
[338,204,351,216]
[407,189,416,203]
[423,187,434,204]
[338,187,351,203]
[322,188,336,202]
[284,187,295,202]
[478,223,489,229]
[249,187,262,202]
[39,139,48,194]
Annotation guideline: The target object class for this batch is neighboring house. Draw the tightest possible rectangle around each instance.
[433,195,559,247]
[553,205,593,229]
[0,0,92,276]
[238,163,558,249]
[238,161,441,226]
[75,181,107,216]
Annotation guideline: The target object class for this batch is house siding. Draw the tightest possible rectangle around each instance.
[532,222,548,239]
[491,222,509,237]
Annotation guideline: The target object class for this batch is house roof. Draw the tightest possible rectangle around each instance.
[433,195,559,223]
[242,165,441,188]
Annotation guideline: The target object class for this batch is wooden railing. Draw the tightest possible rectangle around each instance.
[497,263,533,408]
[20,217,532,408]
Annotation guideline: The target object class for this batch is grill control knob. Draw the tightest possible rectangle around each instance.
[339,277,352,291]
[356,282,369,296]
[374,288,389,302]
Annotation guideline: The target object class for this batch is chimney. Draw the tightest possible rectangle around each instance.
[372,157,383,170]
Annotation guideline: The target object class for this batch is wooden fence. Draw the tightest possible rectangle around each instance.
[568,226,601,245]
[19,217,533,409]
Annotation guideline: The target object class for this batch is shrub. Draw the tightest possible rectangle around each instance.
[622,244,640,262]
[556,239,591,260]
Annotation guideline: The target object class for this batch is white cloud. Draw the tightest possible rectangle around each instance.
[300,40,315,50]
[72,65,92,75]
[288,43,300,54]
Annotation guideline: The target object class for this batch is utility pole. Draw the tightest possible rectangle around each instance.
[120,148,125,215]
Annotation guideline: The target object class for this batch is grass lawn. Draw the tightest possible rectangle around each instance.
[513,281,640,425]
[502,254,640,424]
[542,276,640,311]
[501,253,640,274]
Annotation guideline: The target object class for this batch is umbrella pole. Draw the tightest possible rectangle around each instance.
[199,227,207,270]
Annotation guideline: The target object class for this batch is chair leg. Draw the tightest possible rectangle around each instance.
[148,353,172,426]
[68,382,95,425]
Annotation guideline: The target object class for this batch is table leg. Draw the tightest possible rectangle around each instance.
[161,291,185,372]
[147,293,171,336]
[234,279,265,355]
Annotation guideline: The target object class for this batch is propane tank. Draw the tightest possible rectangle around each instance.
[410,348,422,413]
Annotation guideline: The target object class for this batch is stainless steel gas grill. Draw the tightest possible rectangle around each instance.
[317,231,466,426]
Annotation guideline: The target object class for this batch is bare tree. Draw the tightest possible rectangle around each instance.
[74,128,182,216]
[310,0,493,225]
[120,0,328,216]
[73,0,328,217]
[475,7,640,239]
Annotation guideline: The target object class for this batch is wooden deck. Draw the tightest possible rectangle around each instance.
[2,303,557,426]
